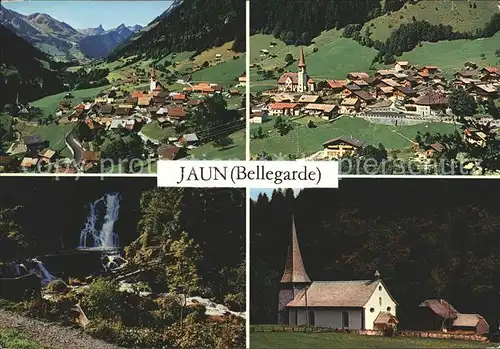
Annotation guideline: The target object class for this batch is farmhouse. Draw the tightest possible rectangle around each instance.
[278,217,398,330]
[321,136,367,159]
[419,299,489,336]
[267,103,299,116]
[304,104,339,120]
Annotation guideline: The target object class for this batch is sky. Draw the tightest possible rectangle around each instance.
[249,188,303,200]
[2,1,173,30]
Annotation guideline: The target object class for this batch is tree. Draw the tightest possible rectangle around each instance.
[274,116,293,136]
[213,136,234,149]
[284,53,294,66]
[449,88,477,117]
[486,98,499,119]
[0,206,27,261]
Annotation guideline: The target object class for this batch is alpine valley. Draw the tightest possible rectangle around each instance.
[0,0,246,173]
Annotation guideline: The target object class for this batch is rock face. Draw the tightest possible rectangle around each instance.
[0,5,141,60]
[78,24,143,58]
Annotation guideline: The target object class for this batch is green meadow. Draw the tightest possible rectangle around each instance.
[250,330,489,348]
[250,116,458,157]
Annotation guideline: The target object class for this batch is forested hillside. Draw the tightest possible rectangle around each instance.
[249,0,383,45]
[109,0,245,60]
[250,181,500,331]
[0,25,65,106]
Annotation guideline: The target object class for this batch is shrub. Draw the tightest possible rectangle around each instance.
[46,279,69,293]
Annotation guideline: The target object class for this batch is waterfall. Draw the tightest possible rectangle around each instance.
[79,193,121,249]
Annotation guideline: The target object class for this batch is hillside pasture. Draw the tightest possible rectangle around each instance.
[362,0,500,42]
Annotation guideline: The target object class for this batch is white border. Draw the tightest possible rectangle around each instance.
[245,3,251,348]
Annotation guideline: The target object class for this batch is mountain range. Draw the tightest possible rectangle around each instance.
[0,4,142,61]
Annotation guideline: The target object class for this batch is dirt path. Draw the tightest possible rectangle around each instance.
[0,309,123,349]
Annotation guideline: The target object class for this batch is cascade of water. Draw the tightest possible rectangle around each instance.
[78,193,121,249]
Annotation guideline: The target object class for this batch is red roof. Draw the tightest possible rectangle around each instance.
[268,102,298,110]
[278,72,298,84]
[168,106,186,118]
[326,79,347,89]
[483,66,500,74]
[74,103,85,110]
[307,78,314,84]
[172,93,187,100]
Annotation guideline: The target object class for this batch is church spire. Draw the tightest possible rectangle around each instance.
[280,215,311,283]
[298,46,306,69]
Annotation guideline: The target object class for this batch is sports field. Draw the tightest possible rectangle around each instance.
[250,116,458,157]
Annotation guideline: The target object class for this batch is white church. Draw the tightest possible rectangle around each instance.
[277,47,315,93]
[278,217,399,330]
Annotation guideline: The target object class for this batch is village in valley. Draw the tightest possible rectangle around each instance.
[250,47,500,172]
[0,1,246,174]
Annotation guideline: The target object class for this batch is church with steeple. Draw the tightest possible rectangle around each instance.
[277,47,315,93]
[278,216,399,330]
[150,64,163,93]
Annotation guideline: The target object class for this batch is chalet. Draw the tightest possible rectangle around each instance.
[157,145,186,160]
[419,299,489,336]
[325,80,347,93]
[351,79,369,88]
[418,66,440,75]
[272,94,296,103]
[249,111,270,124]
[110,119,135,130]
[278,217,397,330]
[171,93,187,104]
[115,107,131,117]
[167,107,187,121]
[470,84,499,99]
[303,104,339,120]
[376,86,394,98]
[340,98,361,114]
[343,84,361,97]
[322,136,367,159]
[238,75,247,87]
[415,93,449,111]
[480,66,500,81]
[347,72,370,80]
[394,86,417,99]
[156,107,169,116]
[422,142,444,157]
[138,96,152,107]
[23,135,46,151]
[376,70,396,78]
[267,103,300,116]
[352,91,376,106]
[453,77,479,90]
[403,76,418,87]
[99,104,114,115]
[20,157,38,170]
[297,95,321,104]
[152,95,167,105]
[40,149,56,162]
[178,133,199,146]
[187,99,203,107]
[395,61,409,71]
[82,151,101,170]
[464,129,487,147]
[132,91,149,99]
[379,79,401,88]
[454,71,478,79]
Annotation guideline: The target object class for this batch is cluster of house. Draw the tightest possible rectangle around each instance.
[1,66,247,172]
[251,50,499,124]
[250,49,499,161]
[277,216,490,336]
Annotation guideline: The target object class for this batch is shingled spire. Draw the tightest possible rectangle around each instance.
[280,215,311,283]
[298,46,306,69]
